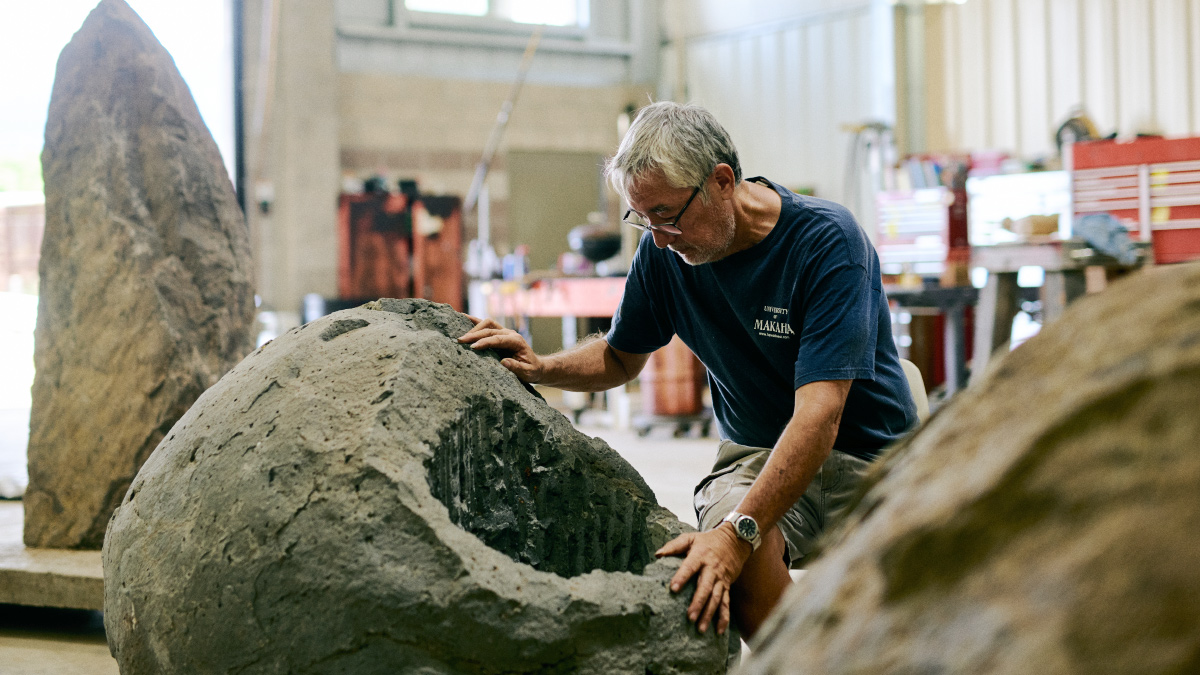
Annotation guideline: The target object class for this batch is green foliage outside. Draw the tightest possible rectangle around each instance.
[0,152,44,193]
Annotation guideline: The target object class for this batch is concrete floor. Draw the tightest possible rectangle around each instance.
[0,411,724,673]
[0,605,115,675]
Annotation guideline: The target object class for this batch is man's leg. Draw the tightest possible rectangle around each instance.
[729,525,791,639]
[695,442,796,639]
[696,445,875,639]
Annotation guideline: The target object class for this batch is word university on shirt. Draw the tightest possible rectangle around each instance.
[754,305,795,339]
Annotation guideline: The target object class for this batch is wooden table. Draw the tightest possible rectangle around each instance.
[481,276,626,320]
[969,240,1151,379]
[477,276,632,426]
[886,285,978,396]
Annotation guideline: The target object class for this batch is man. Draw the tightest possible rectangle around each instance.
[459,102,916,640]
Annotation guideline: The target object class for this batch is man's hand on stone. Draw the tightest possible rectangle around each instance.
[655,524,751,636]
[458,316,543,383]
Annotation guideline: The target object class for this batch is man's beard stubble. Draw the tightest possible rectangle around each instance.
[671,211,737,266]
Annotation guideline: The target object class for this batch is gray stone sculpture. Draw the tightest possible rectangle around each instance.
[103,299,735,674]
[26,0,254,548]
[742,262,1200,674]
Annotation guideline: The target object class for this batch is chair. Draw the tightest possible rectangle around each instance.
[899,358,930,423]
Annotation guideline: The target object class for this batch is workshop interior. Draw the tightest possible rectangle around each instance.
[1,0,1199,672]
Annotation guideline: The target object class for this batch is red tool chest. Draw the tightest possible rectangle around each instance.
[1071,136,1200,264]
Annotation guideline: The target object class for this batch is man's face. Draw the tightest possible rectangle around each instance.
[625,170,736,266]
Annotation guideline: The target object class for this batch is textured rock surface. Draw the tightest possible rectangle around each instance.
[742,262,1200,675]
[103,299,734,674]
[26,0,254,548]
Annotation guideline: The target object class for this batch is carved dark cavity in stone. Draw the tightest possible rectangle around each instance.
[425,396,655,578]
[103,298,735,674]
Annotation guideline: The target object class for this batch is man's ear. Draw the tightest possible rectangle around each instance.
[712,163,737,199]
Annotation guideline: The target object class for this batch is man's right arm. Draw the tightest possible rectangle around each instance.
[457,317,650,392]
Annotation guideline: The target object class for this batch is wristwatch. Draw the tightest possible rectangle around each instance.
[721,511,762,552]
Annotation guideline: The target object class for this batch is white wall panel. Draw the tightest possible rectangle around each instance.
[1116,0,1154,133]
[942,8,962,147]
[1153,0,1193,135]
[1080,0,1117,133]
[1190,0,1200,131]
[1192,0,1200,131]
[780,28,806,172]
[1016,0,1051,153]
[956,0,989,150]
[989,0,1021,151]
[1047,0,1082,126]
[937,0,1198,158]
[682,4,887,204]
[807,21,835,194]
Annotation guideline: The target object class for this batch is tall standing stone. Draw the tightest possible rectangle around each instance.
[26,0,255,549]
[742,262,1200,675]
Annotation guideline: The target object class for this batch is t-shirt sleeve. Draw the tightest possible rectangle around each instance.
[606,240,674,355]
[793,259,880,388]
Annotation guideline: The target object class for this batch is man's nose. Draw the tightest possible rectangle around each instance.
[650,229,675,249]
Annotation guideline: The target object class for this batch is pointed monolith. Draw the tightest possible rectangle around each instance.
[26,0,255,549]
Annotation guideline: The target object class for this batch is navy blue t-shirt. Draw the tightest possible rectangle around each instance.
[606,177,916,461]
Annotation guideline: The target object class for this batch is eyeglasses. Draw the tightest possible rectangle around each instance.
[622,186,701,235]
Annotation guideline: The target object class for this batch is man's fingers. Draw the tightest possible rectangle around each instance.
[655,532,694,559]
[500,359,537,382]
[717,589,731,635]
[669,554,702,594]
[464,332,506,348]
[458,316,540,383]
[467,333,527,352]
[697,580,725,634]
[458,327,502,343]
[658,528,749,635]
[460,329,536,360]
[660,534,699,592]
[687,569,717,622]
[458,320,502,341]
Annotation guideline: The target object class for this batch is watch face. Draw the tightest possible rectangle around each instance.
[737,516,758,540]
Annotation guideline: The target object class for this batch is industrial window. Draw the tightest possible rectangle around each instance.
[404,0,589,27]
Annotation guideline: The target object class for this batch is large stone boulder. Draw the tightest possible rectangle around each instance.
[741,262,1200,674]
[103,299,735,674]
[26,0,254,548]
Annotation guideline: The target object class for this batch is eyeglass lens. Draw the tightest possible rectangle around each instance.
[623,185,699,235]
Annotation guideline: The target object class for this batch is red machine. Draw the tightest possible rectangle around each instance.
[337,191,464,310]
[1071,136,1200,264]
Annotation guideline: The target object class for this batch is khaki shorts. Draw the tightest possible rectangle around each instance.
[693,440,871,568]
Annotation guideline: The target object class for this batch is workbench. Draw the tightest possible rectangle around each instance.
[476,276,632,427]
[480,276,626,319]
[969,239,1151,379]
[886,285,978,396]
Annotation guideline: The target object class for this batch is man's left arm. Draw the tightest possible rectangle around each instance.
[655,378,851,633]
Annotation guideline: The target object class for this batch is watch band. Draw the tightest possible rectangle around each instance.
[721,511,762,552]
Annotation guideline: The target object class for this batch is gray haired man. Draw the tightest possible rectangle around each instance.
[459,102,916,639]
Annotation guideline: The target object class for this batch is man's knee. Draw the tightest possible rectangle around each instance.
[732,526,789,595]
[729,526,792,639]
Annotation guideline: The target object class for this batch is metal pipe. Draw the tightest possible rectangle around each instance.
[464,26,544,213]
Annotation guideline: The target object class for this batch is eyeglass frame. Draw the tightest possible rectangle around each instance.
[622,185,702,235]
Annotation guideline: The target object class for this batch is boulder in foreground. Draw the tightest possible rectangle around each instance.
[104,299,735,674]
[743,262,1200,675]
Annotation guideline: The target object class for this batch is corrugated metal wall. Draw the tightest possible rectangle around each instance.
[681,3,893,205]
[936,0,1200,157]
